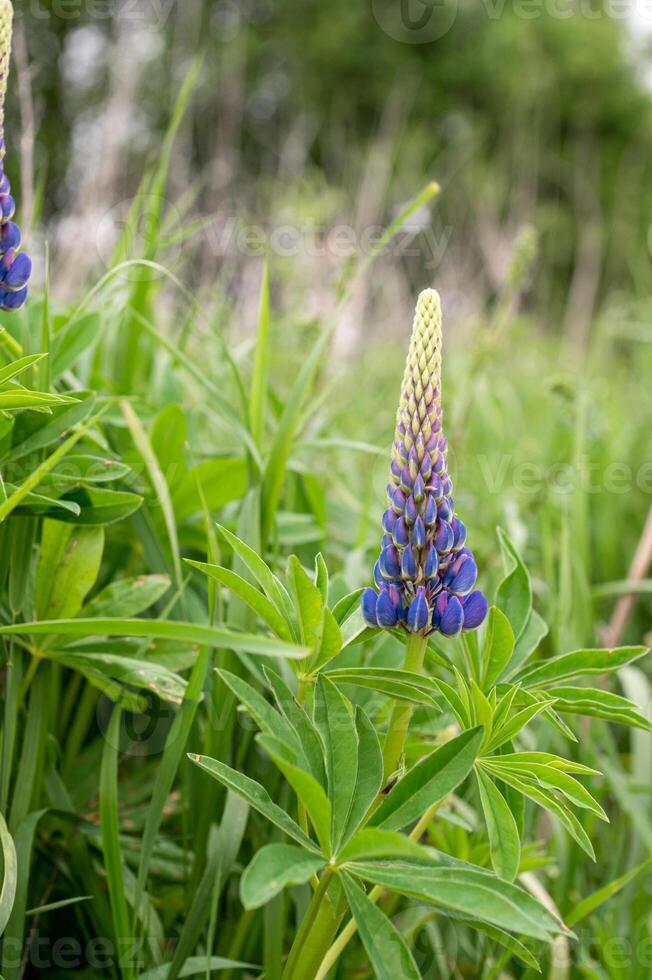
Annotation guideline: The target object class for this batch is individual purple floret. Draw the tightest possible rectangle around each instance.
[361,289,488,638]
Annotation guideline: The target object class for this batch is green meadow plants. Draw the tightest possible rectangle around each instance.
[0,15,652,977]
[182,292,651,979]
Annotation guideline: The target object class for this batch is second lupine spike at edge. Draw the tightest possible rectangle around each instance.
[362,288,488,638]
[0,0,31,312]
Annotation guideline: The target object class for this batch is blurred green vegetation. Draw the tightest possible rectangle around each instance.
[0,2,651,977]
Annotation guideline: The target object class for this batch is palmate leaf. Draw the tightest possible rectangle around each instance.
[482,758,608,821]
[184,558,292,640]
[44,648,187,705]
[345,858,567,942]
[482,606,515,690]
[188,754,319,853]
[79,574,170,618]
[287,554,324,651]
[338,829,432,864]
[0,352,47,385]
[513,645,648,688]
[480,762,596,859]
[340,709,383,848]
[340,873,421,980]
[6,391,96,462]
[314,552,329,605]
[331,588,365,625]
[4,484,81,518]
[240,844,324,910]
[312,606,343,670]
[487,696,557,752]
[314,674,359,853]
[485,752,601,776]
[216,524,297,632]
[431,676,471,728]
[258,734,332,855]
[371,728,484,832]
[171,458,248,521]
[53,486,143,526]
[326,667,442,707]
[475,768,521,882]
[544,686,652,732]
[217,669,302,755]
[263,668,326,785]
[35,520,104,621]
[495,529,532,643]
[504,609,549,680]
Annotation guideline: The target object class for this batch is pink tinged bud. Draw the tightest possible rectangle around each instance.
[412,515,426,549]
[388,583,402,608]
[434,519,454,553]
[407,586,429,632]
[462,590,488,631]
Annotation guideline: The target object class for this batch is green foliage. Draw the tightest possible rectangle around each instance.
[1,96,651,976]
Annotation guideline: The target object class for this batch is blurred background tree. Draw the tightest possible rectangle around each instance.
[13,0,652,337]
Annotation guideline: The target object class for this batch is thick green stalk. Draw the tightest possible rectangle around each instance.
[282,870,344,980]
[315,800,445,979]
[381,631,428,782]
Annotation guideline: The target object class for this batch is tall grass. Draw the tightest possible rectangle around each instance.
[0,64,651,980]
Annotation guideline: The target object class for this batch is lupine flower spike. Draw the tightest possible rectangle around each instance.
[362,289,488,637]
[0,0,30,312]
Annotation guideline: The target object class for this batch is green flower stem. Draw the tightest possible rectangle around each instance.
[286,633,429,978]
[282,868,344,980]
[381,631,429,783]
[314,799,445,979]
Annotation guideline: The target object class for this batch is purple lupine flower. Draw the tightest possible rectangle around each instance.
[361,289,487,637]
[0,1,31,312]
